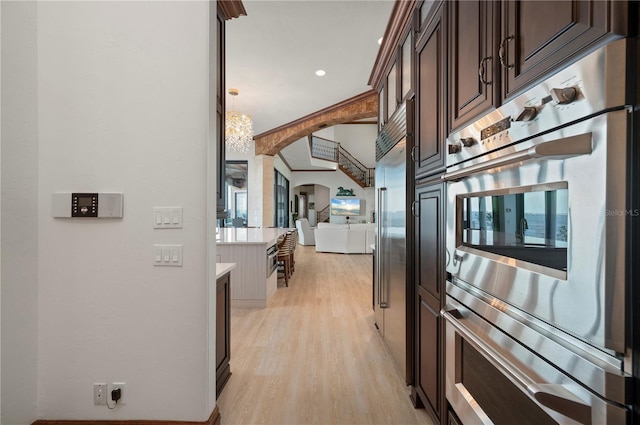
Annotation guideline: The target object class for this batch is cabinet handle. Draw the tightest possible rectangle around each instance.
[478,56,492,85]
[411,201,419,217]
[410,145,418,162]
[498,35,515,69]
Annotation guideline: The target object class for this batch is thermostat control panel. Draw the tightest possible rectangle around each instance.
[72,193,98,217]
[53,192,123,218]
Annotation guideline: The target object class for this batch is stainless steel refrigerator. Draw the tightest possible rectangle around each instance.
[374,136,408,382]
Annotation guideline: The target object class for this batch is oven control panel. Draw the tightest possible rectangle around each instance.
[445,38,628,168]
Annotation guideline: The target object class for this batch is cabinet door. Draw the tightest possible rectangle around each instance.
[414,181,444,420]
[417,292,441,419]
[387,60,398,119]
[415,183,443,301]
[415,4,447,178]
[216,272,231,396]
[416,290,442,418]
[449,0,498,131]
[378,85,386,131]
[501,0,622,99]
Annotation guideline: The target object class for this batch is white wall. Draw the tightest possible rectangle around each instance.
[315,184,330,214]
[314,126,335,141]
[1,2,39,423]
[334,123,377,168]
[292,171,374,224]
[1,2,214,421]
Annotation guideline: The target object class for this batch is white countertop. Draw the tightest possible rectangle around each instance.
[216,263,236,279]
[216,227,292,246]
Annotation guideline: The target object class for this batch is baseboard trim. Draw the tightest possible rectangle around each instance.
[33,404,221,425]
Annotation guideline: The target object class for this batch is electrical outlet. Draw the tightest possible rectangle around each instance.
[111,382,126,405]
[93,383,107,405]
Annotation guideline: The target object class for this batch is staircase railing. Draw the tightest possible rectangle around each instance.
[309,135,375,188]
[316,205,330,223]
[309,135,338,162]
[338,145,375,188]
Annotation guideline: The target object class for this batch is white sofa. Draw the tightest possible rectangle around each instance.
[314,222,374,254]
[295,218,315,245]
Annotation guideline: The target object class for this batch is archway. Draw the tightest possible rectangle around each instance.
[292,183,330,226]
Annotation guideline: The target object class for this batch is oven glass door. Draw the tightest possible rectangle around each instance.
[461,183,568,274]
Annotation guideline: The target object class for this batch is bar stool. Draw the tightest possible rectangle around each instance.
[289,229,297,273]
[277,233,293,286]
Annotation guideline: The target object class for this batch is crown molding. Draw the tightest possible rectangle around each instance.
[368,0,417,89]
[218,0,247,20]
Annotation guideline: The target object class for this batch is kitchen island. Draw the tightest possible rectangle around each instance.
[216,227,291,308]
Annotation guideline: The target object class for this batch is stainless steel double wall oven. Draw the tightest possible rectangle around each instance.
[443,39,636,424]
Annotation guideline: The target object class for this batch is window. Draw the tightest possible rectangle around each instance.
[223,161,248,227]
[274,170,289,228]
[461,184,568,271]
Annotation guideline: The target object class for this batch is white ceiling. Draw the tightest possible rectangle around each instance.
[225,0,393,170]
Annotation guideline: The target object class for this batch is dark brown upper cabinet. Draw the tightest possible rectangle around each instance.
[400,30,413,101]
[448,0,630,131]
[381,24,414,127]
[449,0,499,132]
[501,0,629,100]
[387,60,399,119]
[415,3,447,178]
[379,84,386,130]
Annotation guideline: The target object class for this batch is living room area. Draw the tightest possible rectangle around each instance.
[224,121,378,238]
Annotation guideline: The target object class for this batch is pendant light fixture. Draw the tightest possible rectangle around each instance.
[225,88,253,153]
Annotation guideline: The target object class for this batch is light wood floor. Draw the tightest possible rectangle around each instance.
[217,245,434,425]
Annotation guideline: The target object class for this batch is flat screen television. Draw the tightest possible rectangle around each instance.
[331,198,361,216]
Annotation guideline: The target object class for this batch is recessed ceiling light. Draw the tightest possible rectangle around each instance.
[378,37,383,45]
[315,69,326,77]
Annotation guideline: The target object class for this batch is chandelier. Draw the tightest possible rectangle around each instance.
[225,88,253,153]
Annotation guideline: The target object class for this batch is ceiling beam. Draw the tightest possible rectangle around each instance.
[254,90,378,156]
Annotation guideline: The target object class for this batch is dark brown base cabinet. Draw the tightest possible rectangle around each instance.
[216,272,231,397]
[413,180,445,423]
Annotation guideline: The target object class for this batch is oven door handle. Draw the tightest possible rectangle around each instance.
[443,132,592,182]
[443,308,593,424]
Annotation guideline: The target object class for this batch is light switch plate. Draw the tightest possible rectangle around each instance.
[153,244,183,266]
[153,207,183,229]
